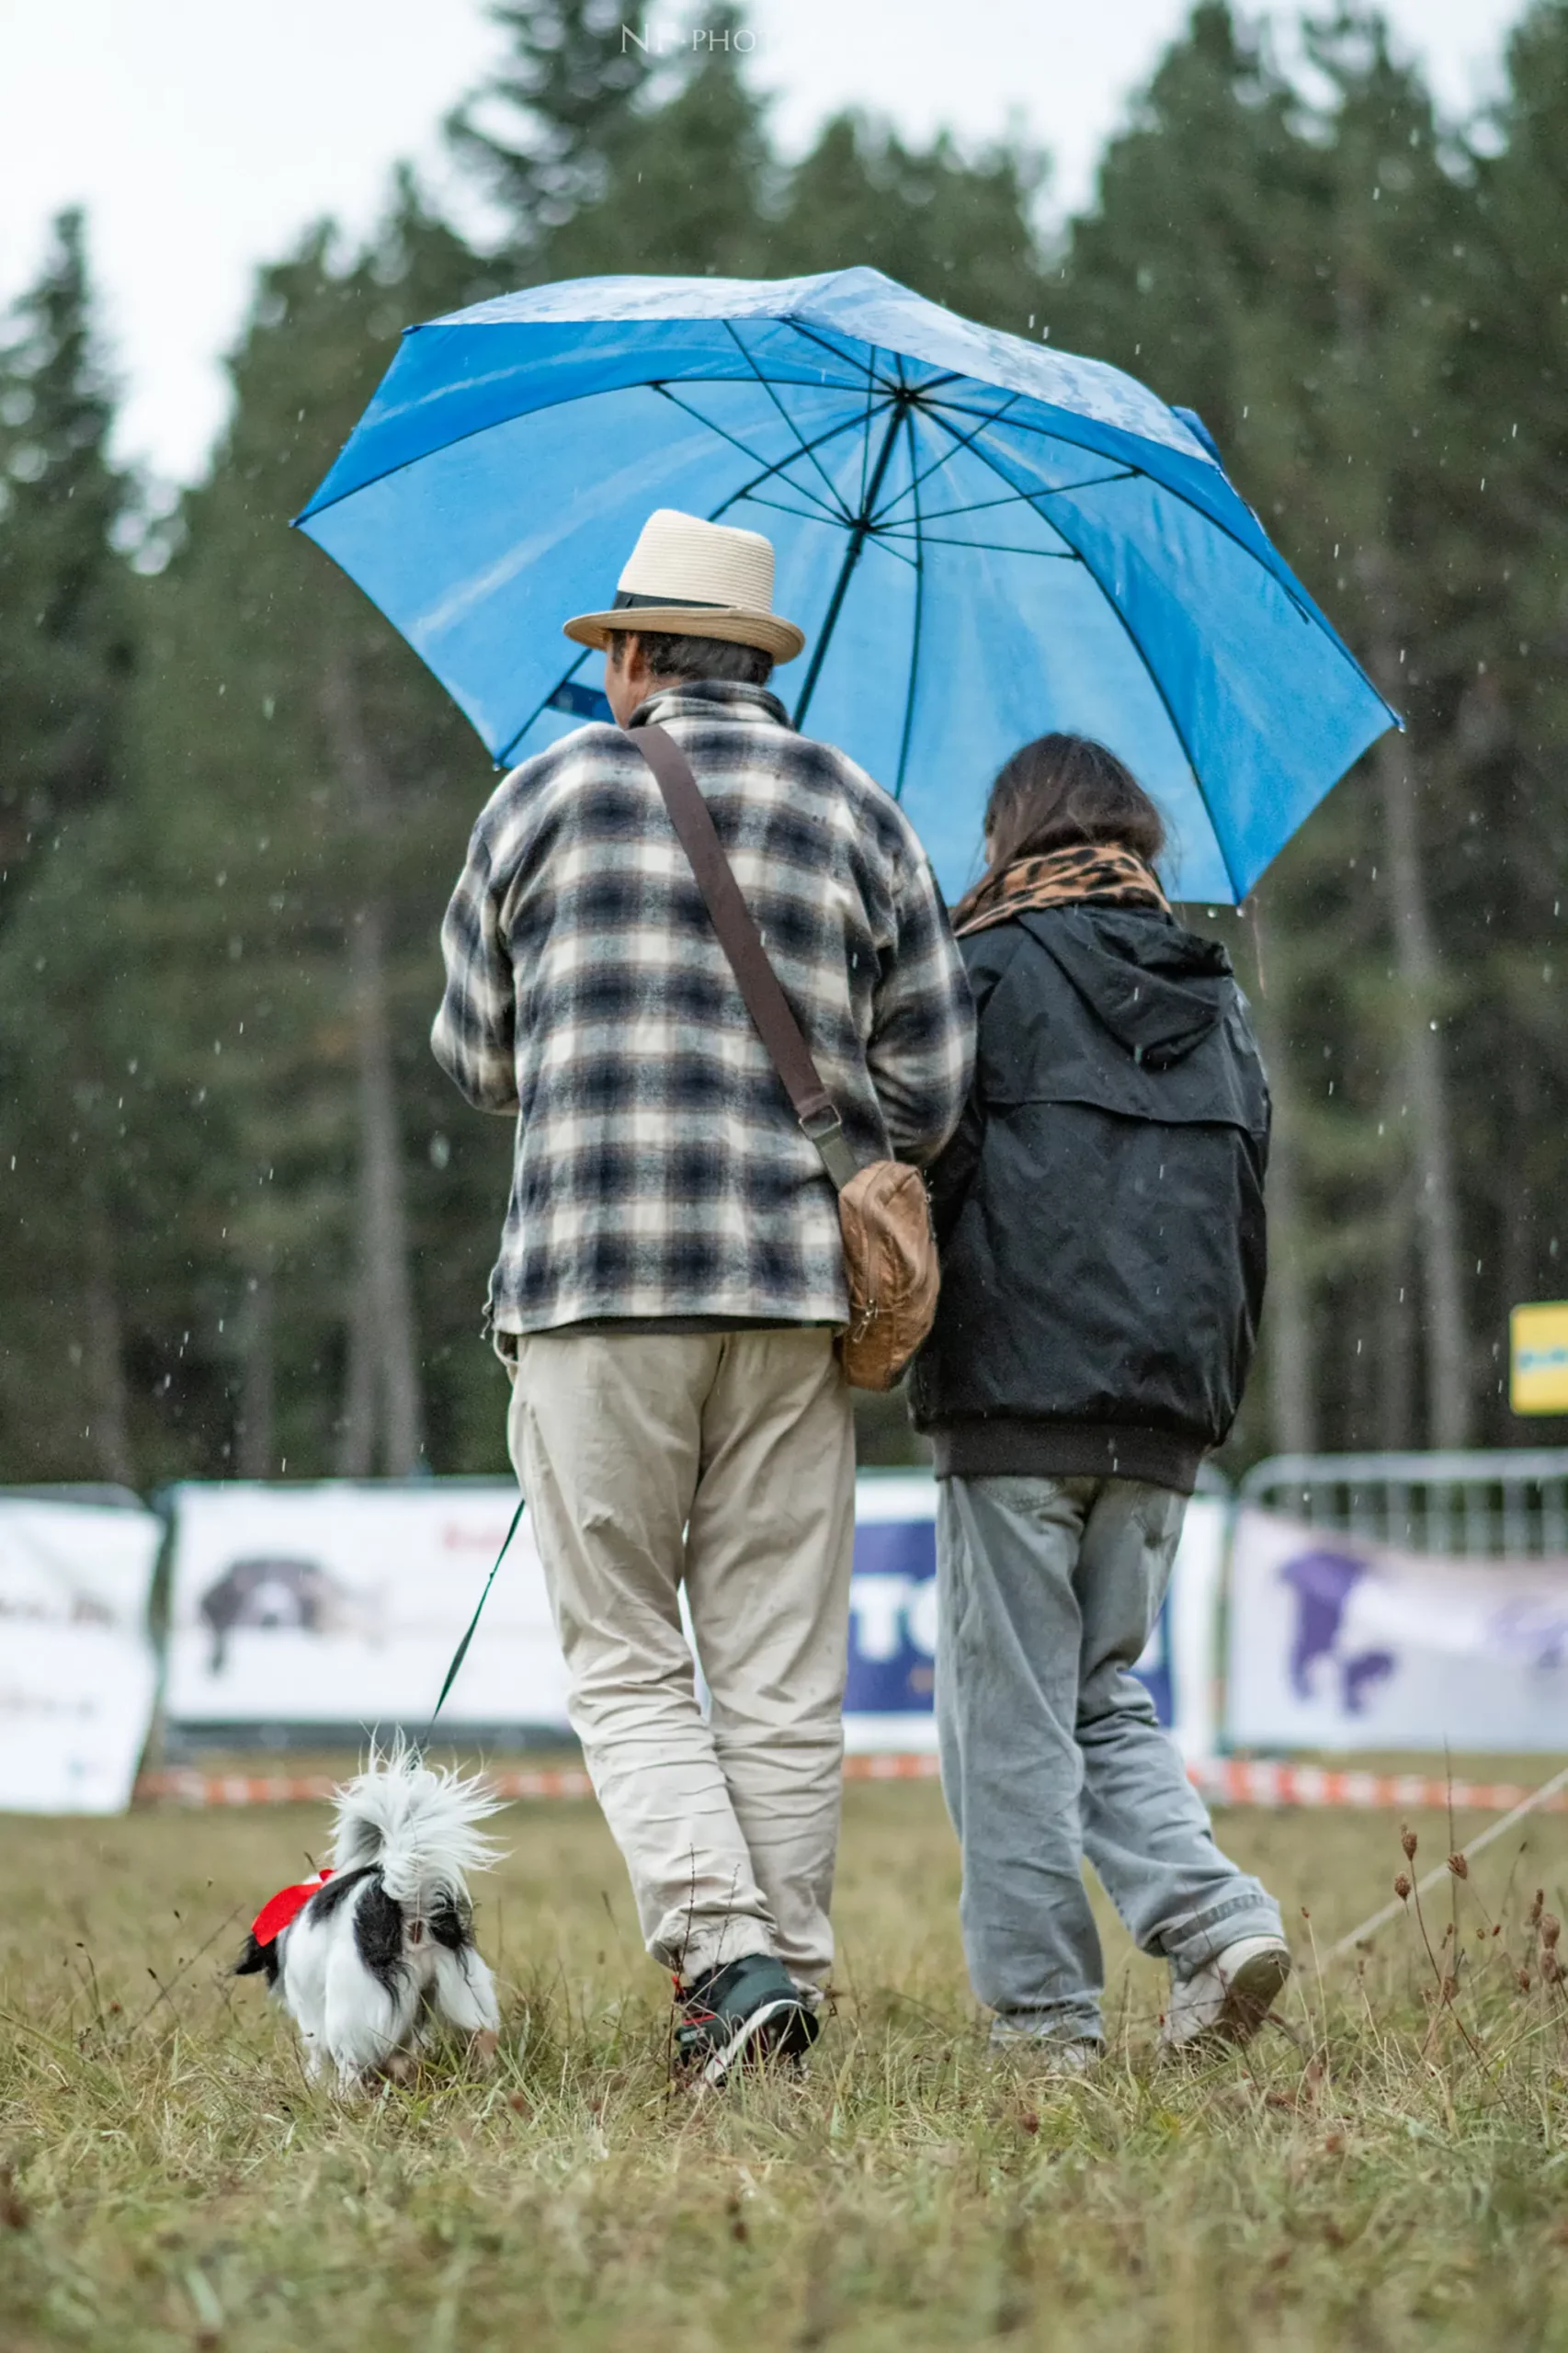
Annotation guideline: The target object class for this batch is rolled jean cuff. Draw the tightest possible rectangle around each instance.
[990,2006,1105,2045]
[1159,1882,1284,1975]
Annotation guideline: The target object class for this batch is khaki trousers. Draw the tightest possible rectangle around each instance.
[506,1327,856,1985]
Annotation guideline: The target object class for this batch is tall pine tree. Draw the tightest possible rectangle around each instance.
[0,211,141,1483]
[0,208,133,905]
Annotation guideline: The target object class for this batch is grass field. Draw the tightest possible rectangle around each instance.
[4,1768,1568,2352]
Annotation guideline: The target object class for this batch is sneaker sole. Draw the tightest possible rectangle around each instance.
[1197,1946,1292,2052]
[700,1997,818,2090]
[1220,1944,1291,2041]
[1161,1944,1292,2057]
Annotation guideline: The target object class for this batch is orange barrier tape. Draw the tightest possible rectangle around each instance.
[135,1765,595,1807]
[132,1755,1568,1812]
[1188,1758,1568,1813]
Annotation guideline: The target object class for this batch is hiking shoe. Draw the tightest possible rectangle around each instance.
[987,2020,1102,2075]
[674,1953,820,2088]
[1160,1935,1291,2053]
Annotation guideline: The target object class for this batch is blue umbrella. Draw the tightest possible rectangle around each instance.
[296,266,1396,904]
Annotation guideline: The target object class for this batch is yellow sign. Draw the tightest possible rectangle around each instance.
[1511,1302,1568,1415]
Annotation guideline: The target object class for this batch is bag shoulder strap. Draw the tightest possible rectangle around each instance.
[628,722,858,1191]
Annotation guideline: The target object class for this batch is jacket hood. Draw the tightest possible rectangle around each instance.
[1019,906,1234,1068]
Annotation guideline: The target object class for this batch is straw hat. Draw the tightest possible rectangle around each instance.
[563,508,805,664]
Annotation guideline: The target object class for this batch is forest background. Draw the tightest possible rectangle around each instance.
[2,0,1566,1487]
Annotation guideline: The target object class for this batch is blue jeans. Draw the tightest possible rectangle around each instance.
[936,1473,1281,2041]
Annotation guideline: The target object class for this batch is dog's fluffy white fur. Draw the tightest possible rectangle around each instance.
[236,1744,503,2089]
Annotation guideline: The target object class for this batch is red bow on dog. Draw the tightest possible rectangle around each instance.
[251,1870,333,1948]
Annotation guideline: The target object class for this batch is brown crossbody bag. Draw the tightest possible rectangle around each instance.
[628,723,938,1392]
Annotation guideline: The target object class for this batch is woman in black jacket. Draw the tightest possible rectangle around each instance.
[912,734,1289,2064]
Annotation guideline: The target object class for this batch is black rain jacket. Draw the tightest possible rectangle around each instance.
[909,904,1270,1493]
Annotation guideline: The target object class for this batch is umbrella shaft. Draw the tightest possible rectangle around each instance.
[793,399,908,732]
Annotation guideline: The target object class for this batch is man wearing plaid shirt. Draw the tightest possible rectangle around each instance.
[433,509,972,2083]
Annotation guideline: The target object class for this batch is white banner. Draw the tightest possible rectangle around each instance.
[165,1474,1218,1756]
[1227,1506,1568,1751]
[164,1481,568,1731]
[0,1496,162,1813]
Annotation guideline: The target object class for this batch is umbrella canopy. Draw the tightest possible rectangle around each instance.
[296,267,1396,904]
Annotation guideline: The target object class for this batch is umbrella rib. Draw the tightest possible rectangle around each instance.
[494,646,599,769]
[924,405,1239,898]
[874,391,1025,521]
[783,316,967,407]
[734,493,916,564]
[777,316,901,395]
[882,428,1136,524]
[652,384,861,523]
[729,493,907,563]
[729,489,854,527]
[860,532,917,570]
[855,352,881,516]
[885,487,1039,525]
[882,488,1085,540]
[881,532,1079,557]
[776,315,884,387]
[894,405,924,800]
[989,466,1139,503]
[874,481,1128,537]
[722,321,858,521]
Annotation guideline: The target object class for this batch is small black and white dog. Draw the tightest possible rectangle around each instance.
[235,1745,502,2089]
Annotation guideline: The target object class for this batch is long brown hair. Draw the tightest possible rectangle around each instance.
[981,733,1166,877]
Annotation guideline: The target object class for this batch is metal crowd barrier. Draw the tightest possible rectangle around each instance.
[1238,1449,1568,1558]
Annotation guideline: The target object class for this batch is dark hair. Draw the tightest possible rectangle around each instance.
[982,733,1166,872]
[606,627,773,688]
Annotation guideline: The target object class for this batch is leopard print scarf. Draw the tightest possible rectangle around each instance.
[950,842,1171,938]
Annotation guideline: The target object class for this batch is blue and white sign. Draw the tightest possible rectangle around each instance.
[843,1475,1222,1756]
[845,1476,941,1751]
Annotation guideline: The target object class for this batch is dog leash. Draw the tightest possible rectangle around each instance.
[420,1495,528,1749]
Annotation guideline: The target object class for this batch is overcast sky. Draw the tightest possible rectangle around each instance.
[0,0,1525,485]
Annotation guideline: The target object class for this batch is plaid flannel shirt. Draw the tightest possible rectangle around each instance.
[431,680,975,1333]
